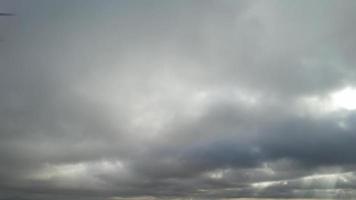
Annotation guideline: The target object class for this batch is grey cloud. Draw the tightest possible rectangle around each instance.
[2,0,356,199]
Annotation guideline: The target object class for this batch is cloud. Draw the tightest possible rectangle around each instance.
[1,0,356,199]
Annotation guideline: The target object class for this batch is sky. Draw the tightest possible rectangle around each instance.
[1,0,356,199]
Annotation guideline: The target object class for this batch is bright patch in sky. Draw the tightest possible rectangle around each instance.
[300,86,356,115]
[330,87,356,110]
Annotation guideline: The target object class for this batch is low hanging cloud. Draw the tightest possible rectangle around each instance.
[1,0,356,200]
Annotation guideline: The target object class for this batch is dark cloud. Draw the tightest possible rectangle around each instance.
[2,0,356,199]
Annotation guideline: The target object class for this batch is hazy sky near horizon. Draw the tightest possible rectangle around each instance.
[1,0,356,199]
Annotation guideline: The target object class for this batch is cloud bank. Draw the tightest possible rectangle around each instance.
[1,0,356,199]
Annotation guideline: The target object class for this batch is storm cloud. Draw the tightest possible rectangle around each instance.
[1,0,356,199]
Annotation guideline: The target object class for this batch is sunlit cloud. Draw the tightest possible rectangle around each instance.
[330,87,356,110]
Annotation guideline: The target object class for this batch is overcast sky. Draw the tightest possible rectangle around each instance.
[1,0,356,199]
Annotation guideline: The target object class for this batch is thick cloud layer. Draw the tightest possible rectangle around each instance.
[1,0,356,199]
